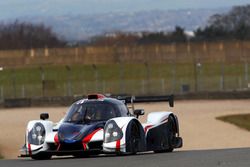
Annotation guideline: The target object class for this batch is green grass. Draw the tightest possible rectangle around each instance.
[0,62,248,98]
[217,114,250,131]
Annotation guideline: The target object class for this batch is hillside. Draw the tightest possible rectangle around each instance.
[14,8,228,41]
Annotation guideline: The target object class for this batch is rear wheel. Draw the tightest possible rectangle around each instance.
[165,116,175,152]
[155,116,176,153]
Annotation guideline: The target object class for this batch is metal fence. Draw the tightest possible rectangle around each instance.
[0,41,250,100]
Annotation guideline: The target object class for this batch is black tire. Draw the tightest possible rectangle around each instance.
[126,121,141,154]
[155,116,175,153]
[31,153,52,160]
[165,116,175,152]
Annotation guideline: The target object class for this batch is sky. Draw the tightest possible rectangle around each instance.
[0,0,249,19]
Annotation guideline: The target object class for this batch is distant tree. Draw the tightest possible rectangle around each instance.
[138,26,187,44]
[234,22,250,40]
[138,32,169,44]
[195,4,250,41]
[169,26,187,42]
[90,26,187,46]
[0,20,66,50]
[194,26,230,41]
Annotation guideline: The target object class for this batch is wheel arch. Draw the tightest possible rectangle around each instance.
[169,114,180,137]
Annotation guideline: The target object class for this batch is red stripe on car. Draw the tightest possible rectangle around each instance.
[82,128,102,143]
[144,125,153,133]
[116,140,121,152]
[54,133,59,145]
[82,143,87,150]
[28,143,32,156]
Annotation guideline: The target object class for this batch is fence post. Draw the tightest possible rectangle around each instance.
[102,81,106,93]
[193,61,198,92]
[171,43,177,93]
[11,69,17,98]
[64,83,67,96]
[141,80,145,95]
[82,83,86,95]
[238,76,242,90]
[0,67,3,101]
[39,66,45,97]
[30,48,35,57]
[243,42,248,87]
[190,42,199,92]
[197,62,202,91]
[21,85,25,98]
[66,65,72,96]
[119,62,125,94]
[245,62,249,86]
[118,47,125,94]
[161,78,165,94]
[92,64,99,92]
[44,46,49,57]
[220,42,225,91]
[239,41,248,88]
[0,86,3,102]
[144,62,150,94]
[75,47,79,63]
[220,62,225,91]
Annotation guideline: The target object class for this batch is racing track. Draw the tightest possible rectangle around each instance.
[1,148,250,167]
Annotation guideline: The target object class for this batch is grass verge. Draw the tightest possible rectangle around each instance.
[217,114,250,131]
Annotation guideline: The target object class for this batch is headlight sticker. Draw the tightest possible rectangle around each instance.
[104,120,123,143]
[28,123,46,145]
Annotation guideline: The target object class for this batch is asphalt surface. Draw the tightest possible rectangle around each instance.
[1,148,250,167]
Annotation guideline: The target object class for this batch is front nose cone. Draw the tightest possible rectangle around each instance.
[58,123,83,143]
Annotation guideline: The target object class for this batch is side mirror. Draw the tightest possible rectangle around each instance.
[133,109,145,118]
[40,113,49,120]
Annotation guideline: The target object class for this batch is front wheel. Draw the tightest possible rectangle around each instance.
[126,121,141,154]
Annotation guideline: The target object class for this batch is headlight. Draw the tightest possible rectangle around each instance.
[28,123,46,145]
[104,120,123,143]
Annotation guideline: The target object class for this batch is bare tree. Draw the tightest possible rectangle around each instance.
[0,20,66,50]
[195,5,250,41]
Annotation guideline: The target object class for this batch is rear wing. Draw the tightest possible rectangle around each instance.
[117,95,174,111]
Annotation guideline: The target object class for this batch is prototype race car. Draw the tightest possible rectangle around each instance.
[20,94,183,160]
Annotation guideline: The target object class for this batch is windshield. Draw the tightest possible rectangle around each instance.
[64,102,117,123]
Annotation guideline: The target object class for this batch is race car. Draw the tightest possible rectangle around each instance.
[20,94,183,160]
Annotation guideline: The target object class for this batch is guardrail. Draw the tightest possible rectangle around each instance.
[1,90,250,108]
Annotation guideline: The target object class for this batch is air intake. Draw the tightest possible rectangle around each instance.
[87,94,105,100]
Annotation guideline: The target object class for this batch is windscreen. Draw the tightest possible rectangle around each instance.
[64,102,117,123]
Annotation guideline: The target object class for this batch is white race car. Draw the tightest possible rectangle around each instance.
[20,94,183,160]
